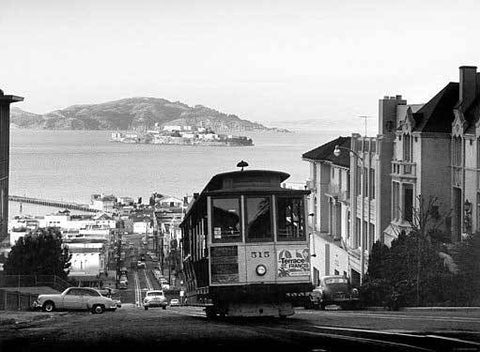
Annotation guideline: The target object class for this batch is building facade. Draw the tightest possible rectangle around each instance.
[302,137,352,285]
[0,90,23,242]
[304,95,416,285]
[304,65,480,287]
[450,66,480,240]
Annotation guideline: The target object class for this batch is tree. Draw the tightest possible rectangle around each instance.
[361,196,453,307]
[450,232,480,305]
[4,227,71,280]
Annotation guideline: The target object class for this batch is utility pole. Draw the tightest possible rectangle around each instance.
[359,115,374,137]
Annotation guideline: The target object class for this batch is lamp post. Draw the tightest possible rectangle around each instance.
[333,144,365,285]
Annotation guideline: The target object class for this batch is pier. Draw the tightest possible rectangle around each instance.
[8,195,99,213]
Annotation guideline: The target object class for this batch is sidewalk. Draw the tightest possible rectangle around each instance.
[0,311,63,326]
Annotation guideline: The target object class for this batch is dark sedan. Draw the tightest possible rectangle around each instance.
[306,275,360,310]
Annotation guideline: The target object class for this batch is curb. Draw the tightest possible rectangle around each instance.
[0,312,67,326]
[403,307,480,311]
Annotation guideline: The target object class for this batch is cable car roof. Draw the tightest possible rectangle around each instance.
[181,170,308,227]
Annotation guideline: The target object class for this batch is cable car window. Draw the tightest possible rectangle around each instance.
[246,197,272,241]
[277,197,305,241]
[212,198,241,242]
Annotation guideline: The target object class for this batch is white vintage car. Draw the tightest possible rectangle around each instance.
[143,290,167,310]
[32,287,118,314]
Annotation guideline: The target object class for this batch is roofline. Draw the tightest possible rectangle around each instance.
[0,95,24,103]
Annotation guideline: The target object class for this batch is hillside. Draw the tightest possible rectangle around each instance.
[10,97,285,132]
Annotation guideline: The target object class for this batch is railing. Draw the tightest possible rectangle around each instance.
[0,289,38,311]
[8,195,98,213]
[0,275,72,292]
[391,160,416,177]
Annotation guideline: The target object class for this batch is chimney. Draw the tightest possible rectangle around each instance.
[378,95,406,135]
[459,66,477,107]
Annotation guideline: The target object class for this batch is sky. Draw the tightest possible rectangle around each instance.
[1,0,480,134]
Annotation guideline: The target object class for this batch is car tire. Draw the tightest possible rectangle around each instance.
[162,306,166,310]
[144,306,148,310]
[92,305,104,314]
[205,306,217,319]
[42,301,55,312]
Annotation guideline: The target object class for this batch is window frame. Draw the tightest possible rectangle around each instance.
[244,195,274,243]
[276,195,306,242]
[210,196,243,244]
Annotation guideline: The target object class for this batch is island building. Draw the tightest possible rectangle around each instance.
[111,124,253,146]
[0,90,23,244]
[304,65,480,286]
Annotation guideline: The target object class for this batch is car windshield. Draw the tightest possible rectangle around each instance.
[324,277,348,285]
[147,291,163,296]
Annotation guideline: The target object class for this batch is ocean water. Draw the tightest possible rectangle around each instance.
[9,129,343,217]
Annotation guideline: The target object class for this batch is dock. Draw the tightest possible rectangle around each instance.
[8,195,99,213]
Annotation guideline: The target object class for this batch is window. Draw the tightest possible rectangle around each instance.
[212,198,241,242]
[369,169,375,198]
[245,196,272,241]
[403,184,414,223]
[355,166,361,195]
[277,196,305,241]
[66,289,82,296]
[453,137,462,167]
[363,167,368,195]
[403,134,412,161]
[83,289,100,297]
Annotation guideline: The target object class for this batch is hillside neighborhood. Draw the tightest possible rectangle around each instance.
[0,64,480,312]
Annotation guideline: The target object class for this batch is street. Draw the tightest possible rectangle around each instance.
[1,305,480,352]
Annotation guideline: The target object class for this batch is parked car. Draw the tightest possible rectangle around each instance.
[143,290,167,310]
[169,298,180,306]
[137,261,146,269]
[32,287,118,314]
[306,275,360,310]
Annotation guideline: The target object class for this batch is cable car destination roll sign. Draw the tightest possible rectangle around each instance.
[277,248,310,277]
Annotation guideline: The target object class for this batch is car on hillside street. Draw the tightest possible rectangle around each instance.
[32,287,118,314]
[169,298,180,306]
[306,275,360,310]
[143,290,168,310]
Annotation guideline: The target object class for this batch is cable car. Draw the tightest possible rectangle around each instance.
[180,168,312,318]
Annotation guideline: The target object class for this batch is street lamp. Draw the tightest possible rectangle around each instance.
[333,145,365,285]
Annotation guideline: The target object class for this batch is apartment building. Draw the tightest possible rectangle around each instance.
[450,66,480,240]
[302,137,351,286]
[304,65,480,287]
[304,95,416,285]
[385,67,480,243]
[0,90,23,242]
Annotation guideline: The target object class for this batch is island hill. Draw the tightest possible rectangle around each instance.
[10,97,289,134]
[112,124,254,146]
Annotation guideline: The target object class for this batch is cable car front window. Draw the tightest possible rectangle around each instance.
[246,196,273,242]
[212,198,241,242]
[277,197,305,241]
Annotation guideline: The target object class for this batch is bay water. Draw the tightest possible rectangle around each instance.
[8,129,343,218]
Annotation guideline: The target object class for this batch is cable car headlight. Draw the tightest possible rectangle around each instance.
[256,264,267,276]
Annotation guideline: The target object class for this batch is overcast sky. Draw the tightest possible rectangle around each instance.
[1,0,479,133]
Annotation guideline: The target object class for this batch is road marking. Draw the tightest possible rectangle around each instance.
[165,307,206,318]
[300,310,480,323]
[133,271,142,307]
[144,269,154,290]
[257,325,433,351]
[312,325,480,349]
